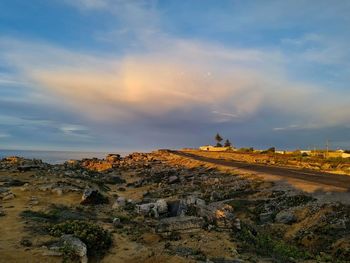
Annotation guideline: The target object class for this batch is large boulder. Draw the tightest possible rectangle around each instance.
[275,210,297,224]
[197,203,236,228]
[136,199,168,218]
[60,235,88,263]
[81,188,108,205]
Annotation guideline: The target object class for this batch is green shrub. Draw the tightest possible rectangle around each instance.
[237,224,311,262]
[49,220,112,257]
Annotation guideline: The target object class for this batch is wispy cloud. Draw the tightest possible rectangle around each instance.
[0,132,11,138]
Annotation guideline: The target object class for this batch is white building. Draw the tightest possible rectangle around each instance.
[199,145,235,152]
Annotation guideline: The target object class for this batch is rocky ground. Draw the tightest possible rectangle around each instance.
[181,150,350,175]
[0,151,349,263]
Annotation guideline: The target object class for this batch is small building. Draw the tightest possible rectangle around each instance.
[199,145,235,152]
[275,150,286,155]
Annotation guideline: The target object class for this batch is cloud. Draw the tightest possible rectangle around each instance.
[1,36,349,130]
[63,0,109,10]
[0,132,11,138]
[60,124,91,139]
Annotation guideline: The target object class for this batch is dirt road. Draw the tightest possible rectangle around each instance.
[173,151,350,192]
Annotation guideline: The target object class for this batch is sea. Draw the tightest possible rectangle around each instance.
[0,150,130,164]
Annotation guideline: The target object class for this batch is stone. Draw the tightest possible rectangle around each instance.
[210,258,243,263]
[233,218,241,230]
[106,154,121,163]
[2,193,15,200]
[210,191,221,201]
[168,175,180,184]
[20,239,32,247]
[17,164,40,172]
[112,196,126,209]
[81,188,108,205]
[42,251,63,257]
[259,212,274,223]
[52,188,63,196]
[275,210,297,224]
[155,199,168,214]
[156,216,205,233]
[197,203,236,228]
[113,217,122,227]
[136,203,158,217]
[136,199,168,218]
[61,235,88,263]
[167,200,187,217]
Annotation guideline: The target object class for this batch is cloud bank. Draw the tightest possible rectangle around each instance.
[1,36,348,130]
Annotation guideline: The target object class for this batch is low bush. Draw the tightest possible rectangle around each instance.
[237,224,311,262]
[49,220,112,257]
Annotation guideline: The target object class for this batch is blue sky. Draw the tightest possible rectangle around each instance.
[0,0,350,151]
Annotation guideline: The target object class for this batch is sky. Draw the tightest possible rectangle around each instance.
[0,0,350,152]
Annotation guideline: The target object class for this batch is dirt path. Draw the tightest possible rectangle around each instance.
[173,151,350,192]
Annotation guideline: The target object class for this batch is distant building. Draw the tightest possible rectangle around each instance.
[275,150,286,154]
[342,153,350,158]
[300,150,312,156]
[199,145,235,152]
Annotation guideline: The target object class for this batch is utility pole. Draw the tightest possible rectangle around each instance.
[326,140,329,159]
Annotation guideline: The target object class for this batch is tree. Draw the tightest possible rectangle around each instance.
[224,139,232,147]
[266,147,275,153]
[215,133,223,147]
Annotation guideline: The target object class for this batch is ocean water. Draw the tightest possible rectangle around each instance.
[0,150,129,164]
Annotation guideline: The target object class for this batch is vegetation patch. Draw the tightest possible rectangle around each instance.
[49,220,112,257]
[237,224,311,262]
[20,205,96,224]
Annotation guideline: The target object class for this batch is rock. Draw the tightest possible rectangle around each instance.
[184,196,206,207]
[112,196,126,209]
[155,199,168,214]
[113,217,122,227]
[0,211,5,217]
[167,200,187,217]
[42,250,63,257]
[259,212,274,223]
[210,191,221,201]
[233,218,241,230]
[197,203,236,228]
[136,199,168,218]
[168,175,180,184]
[81,188,108,205]
[2,179,27,187]
[52,188,63,196]
[17,164,41,172]
[2,192,15,200]
[214,204,235,228]
[156,216,205,233]
[20,239,32,247]
[210,258,243,263]
[275,210,297,224]
[60,235,88,263]
[106,154,121,163]
[136,203,159,217]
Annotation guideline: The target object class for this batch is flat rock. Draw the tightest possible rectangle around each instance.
[156,216,204,233]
